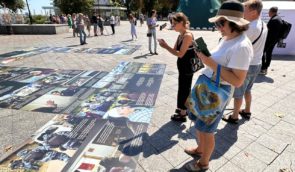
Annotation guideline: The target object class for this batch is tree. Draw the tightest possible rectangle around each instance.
[110,0,125,7]
[53,0,94,15]
[25,0,32,24]
[0,0,25,12]
[125,0,179,15]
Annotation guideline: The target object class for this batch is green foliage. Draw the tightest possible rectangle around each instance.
[110,0,124,7]
[0,0,25,12]
[32,15,47,24]
[53,0,94,14]
[125,0,179,15]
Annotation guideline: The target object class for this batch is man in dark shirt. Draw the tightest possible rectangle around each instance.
[91,13,98,36]
[261,6,283,75]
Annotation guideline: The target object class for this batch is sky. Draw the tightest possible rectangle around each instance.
[23,0,51,15]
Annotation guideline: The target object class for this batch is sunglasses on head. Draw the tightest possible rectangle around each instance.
[214,20,226,28]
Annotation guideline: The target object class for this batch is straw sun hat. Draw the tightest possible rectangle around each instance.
[209,0,250,26]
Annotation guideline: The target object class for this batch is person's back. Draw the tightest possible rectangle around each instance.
[110,15,115,25]
[77,15,84,30]
[91,15,97,24]
[98,16,103,28]
[247,19,268,65]
[267,14,283,43]
[261,6,284,74]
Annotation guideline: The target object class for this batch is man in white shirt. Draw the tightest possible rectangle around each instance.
[225,0,268,124]
[110,15,116,34]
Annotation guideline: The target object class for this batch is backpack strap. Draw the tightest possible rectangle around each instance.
[252,22,264,45]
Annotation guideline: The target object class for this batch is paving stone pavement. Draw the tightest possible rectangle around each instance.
[0,21,295,172]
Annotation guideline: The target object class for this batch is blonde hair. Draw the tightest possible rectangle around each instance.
[244,0,263,14]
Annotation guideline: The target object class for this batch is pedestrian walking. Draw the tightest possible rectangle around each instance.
[129,14,137,40]
[77,13,87,45]
[260,6,283,75]
[92,13,98,36]
[110,15,116,34]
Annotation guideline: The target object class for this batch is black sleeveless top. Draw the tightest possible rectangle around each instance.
[176,33,195,74]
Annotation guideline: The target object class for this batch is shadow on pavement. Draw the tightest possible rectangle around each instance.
[121,39,133,42]
[212,118,246,160]
[67,44,81,47]
[272,55,295,61]
[255,74,274,83]
[133,53,153,59]
[141,121,194,158]
[168,159,197,172]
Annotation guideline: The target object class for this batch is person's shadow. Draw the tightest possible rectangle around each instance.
[254,74,274,83]
[169,116,247,171]
[141,120,194,158]
[211,118,246,160]
[133,53,153,59]
[121,39,133,42]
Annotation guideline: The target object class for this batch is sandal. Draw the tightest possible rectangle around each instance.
[239,110,251,120]
[222,115,238,124]
[175,109,181,114]
[171,110,187,122]
[185,161,209,172]
[184,147,202,157]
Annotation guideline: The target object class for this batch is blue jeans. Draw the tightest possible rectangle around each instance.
[148,29,157,53]
[79,29,86,44]
[233,64,261,98]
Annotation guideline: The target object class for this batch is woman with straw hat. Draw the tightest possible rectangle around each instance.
[184,1,253,171]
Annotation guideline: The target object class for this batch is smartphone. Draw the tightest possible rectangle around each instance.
[195,37,211,56]
[160,23,167,31]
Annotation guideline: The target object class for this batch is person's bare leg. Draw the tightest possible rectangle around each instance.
[198,132,214,166]
[196,130,204,153]
[232,98,243,119]
[185,129,203,153]
[244,92,252,113]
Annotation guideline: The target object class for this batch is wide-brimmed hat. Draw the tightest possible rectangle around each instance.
[209,0,249,26]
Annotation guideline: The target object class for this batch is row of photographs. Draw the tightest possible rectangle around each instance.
[0,63,165,115]
[0,44,141,64]
[0,116,148,172]
[0,62,165,171]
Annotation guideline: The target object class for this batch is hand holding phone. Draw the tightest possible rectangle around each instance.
[194,37,211,56]
[157,39,164,43]
[160,23,167,31]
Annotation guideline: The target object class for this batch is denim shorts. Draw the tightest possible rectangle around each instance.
[194,84,232,133]
[233,64,261,99]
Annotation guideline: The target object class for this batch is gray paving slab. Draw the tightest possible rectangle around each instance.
[1,21,295,171]
[216,161,246,172]
[231,150,268,172]
[256,134,288,154]
[243,142,278,165]
[263,144,295,172]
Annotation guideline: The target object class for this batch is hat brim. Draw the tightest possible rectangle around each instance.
[209,15,250,26]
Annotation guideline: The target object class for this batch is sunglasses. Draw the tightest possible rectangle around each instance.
[214,20,226,28]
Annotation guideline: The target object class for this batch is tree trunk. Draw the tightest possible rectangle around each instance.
[25,0,33,24]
